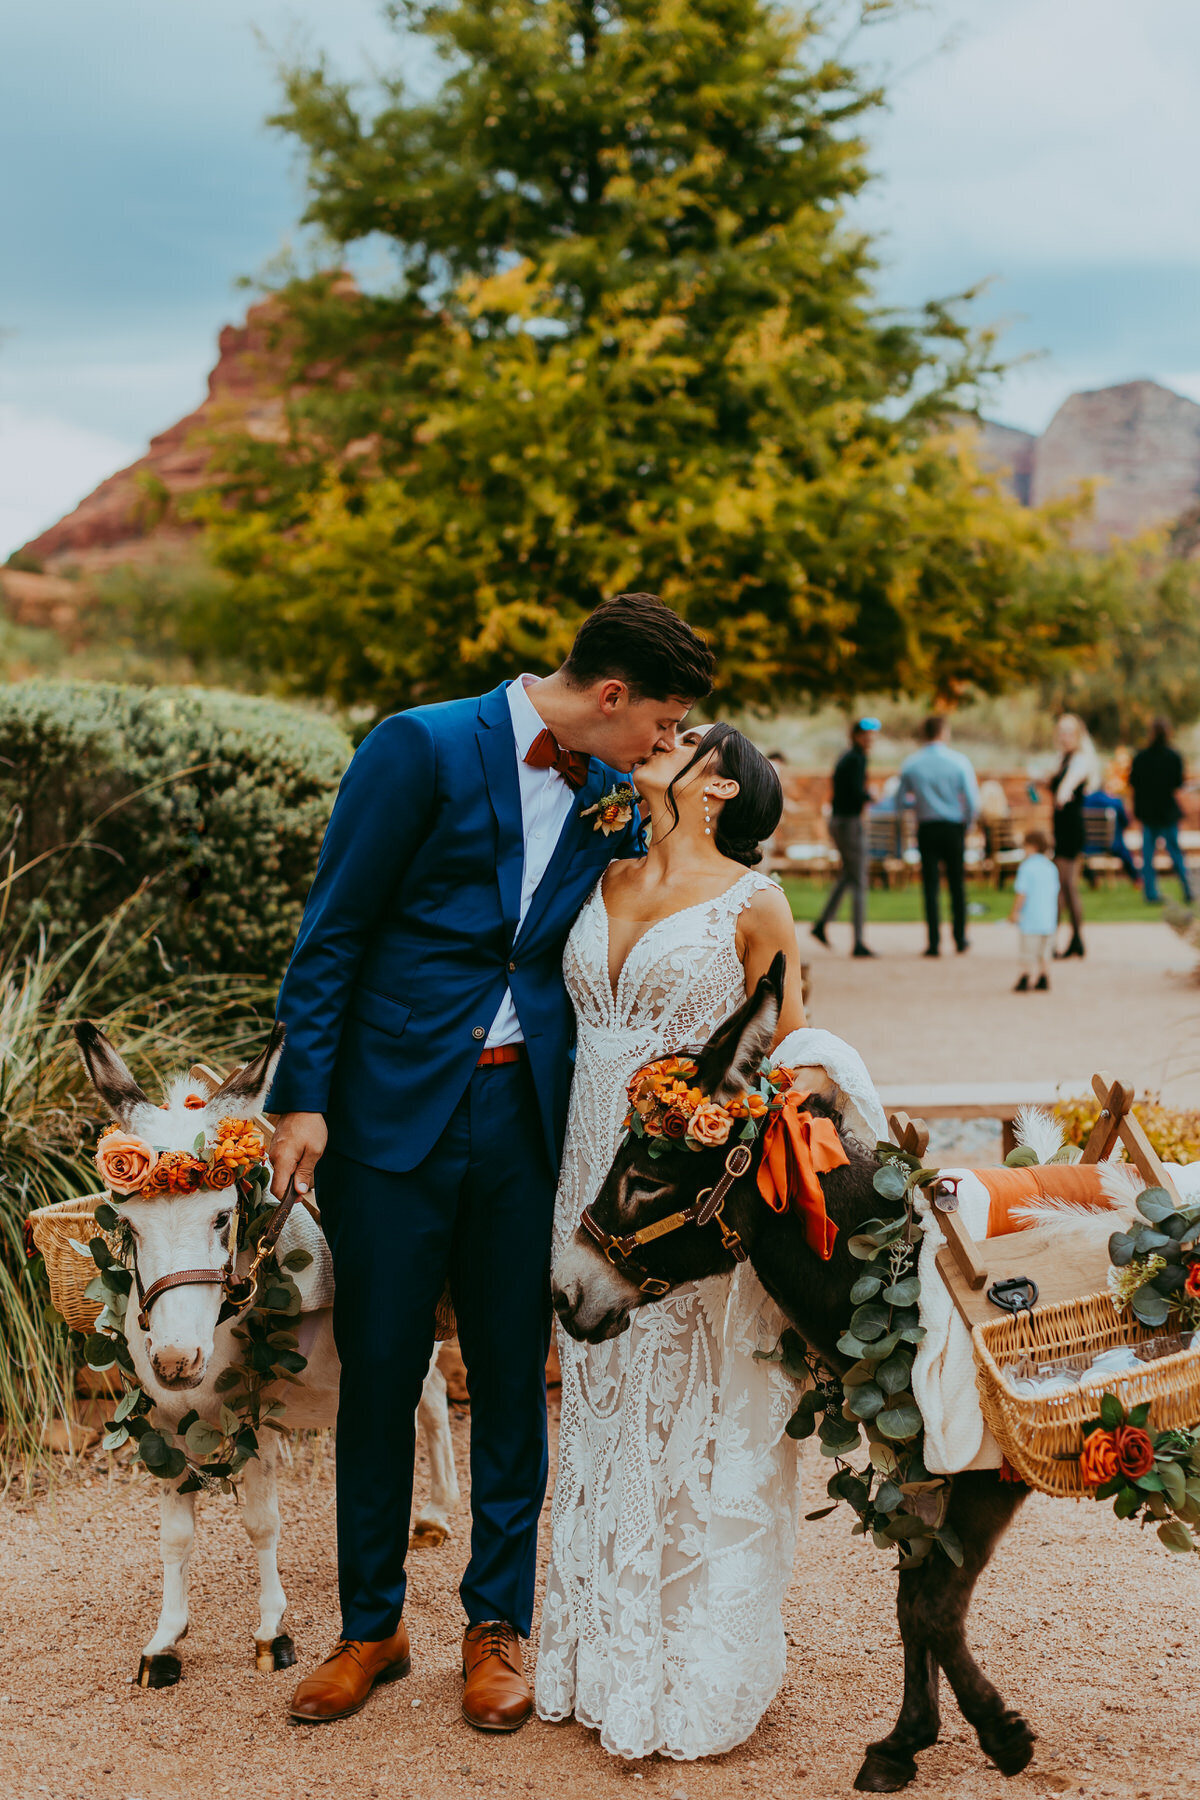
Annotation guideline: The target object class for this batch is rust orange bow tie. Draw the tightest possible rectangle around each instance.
[525,727,590,791]
[756,1089,847,1260]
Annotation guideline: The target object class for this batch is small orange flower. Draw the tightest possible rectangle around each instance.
[184,1094,207,1110]
[1079,1428,1121,1488]
[744,1093,769,1119]
[1185,1260,1200,1299]
[141,1151,209,1197]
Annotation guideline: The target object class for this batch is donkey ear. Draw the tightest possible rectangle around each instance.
[695,952,786,1103]
[207,1022,287,1118]
[74,1021,153,1125]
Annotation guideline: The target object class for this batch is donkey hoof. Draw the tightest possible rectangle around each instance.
[137,1653,182,1689]
[853,1746,919,1793]
[255,1633,297,1672]
[410,1517,450,1548]
[981,1710,1036,1777]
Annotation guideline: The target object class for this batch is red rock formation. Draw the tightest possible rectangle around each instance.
[1031,380,1200,548]
[17,299,291,574]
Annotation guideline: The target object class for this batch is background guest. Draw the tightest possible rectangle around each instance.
[1130,717,1193,905]
[812,717,879,957]
[1049,712,1101,958]
[1009,827,1060,992]
[897,716,980,958]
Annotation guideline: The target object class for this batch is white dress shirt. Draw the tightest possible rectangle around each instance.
[485,675,579,1048]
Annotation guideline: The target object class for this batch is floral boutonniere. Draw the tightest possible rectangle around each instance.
[582,782,635,836]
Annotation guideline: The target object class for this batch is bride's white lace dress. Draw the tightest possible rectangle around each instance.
[534,867,805,1760]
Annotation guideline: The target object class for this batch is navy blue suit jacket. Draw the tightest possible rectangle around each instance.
[267,683,642,1174]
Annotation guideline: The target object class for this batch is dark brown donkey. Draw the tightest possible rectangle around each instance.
[551,953,1035,1794]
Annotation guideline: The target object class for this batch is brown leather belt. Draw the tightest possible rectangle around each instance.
[476,1044,525,1067]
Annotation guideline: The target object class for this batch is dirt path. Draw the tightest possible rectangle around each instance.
[2,1403,1198,1800]
[4,918,1200,1799]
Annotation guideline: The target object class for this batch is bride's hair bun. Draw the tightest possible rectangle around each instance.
[663,724,783,866]
[715,829,764,869]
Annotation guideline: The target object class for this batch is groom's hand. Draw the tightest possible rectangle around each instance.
[270,1111,328,1200]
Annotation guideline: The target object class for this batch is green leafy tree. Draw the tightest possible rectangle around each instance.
[1039,539,1200,746]
[199,0,1093,714]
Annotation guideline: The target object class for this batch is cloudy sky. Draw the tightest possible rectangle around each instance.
[2,0,1198,558]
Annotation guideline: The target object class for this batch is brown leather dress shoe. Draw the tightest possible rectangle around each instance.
[461,1621,533,1732]
[289,1623,411,1722]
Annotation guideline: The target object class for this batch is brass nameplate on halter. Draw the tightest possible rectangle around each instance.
[636,1209,691,1246]
[928,1071,1179,1330]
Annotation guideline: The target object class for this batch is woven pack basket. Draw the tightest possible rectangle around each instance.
[25,1192,117,1332]
[973,1290,1200,1497]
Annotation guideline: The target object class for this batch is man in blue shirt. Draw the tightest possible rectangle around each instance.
[897,717,980,957]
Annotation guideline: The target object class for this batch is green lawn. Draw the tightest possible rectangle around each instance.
[779,875,1189,926]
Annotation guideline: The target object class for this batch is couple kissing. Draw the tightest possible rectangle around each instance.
[267,592,809,1757]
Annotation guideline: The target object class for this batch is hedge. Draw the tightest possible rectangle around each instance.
[0,683,351,994]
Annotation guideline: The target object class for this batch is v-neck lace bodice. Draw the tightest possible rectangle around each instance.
[535,866,805,1761]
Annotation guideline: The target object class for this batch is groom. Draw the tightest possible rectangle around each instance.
[267,593,714,1729]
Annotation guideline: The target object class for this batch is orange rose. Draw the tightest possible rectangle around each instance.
[1112,1425,1155,1479]
[643,1115,666,1138]
[1185,1260,1200,1299]
[142,1151,208,1197]
[95,1129,158,1195]
[769,1066,797,1090]
[1079,1428,1121,1488]
[688,1102,733,1147]
[662,1110,688,1139]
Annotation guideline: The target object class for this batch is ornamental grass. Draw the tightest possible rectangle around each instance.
[0,891,273,1481]
[1053,1095,1200,1166]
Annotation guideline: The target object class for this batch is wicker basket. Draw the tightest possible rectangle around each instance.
[25,1193,117,1332]
[973,1290,1200,1496]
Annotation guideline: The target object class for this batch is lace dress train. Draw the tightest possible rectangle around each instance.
[534,869,804,1760]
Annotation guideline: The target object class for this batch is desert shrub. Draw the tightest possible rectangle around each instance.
[1054,1095,1200,1165]
[0,906,274,1469]
[0,682,350,999]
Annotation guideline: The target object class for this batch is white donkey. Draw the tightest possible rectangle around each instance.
[75,1020,459,1688]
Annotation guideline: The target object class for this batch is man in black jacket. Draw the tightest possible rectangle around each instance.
[1130,717,1193,903]
[811,718,879,957]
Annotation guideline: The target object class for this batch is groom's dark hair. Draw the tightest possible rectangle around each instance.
[563,593,714,702]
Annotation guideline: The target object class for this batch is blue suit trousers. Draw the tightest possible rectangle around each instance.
[316,1059,557,1641]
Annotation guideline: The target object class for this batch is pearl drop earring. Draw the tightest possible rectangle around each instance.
[703,787,712,836]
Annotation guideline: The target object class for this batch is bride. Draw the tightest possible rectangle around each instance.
[535,721,810,1760]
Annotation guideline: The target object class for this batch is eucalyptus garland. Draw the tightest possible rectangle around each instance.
[75,1167,312,1495]
[759,1141,960,1568]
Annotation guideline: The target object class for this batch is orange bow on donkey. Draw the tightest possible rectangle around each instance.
[756,1090,847,1260]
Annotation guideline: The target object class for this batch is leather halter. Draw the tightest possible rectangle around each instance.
[133,1177,304,1333]
[580,1143,753,1297]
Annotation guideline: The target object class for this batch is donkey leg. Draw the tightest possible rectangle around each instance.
[139,1484,196,1687]
[916,1474,1035,1778]
[410,1348,461,1547]
[854,1634,940,1793]
[242,1439,295,1672]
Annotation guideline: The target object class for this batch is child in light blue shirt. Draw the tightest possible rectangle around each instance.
[1009,829,1060,991]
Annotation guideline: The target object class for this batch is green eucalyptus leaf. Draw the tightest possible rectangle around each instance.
[1004,1145,1038,1167]
[849,1274,884,1305]
[113,1388,142,1423]
[847,1381,886,1421]
[873,1164,907,1202]
[876,1401,923,1442]
[94,1202,120,1232]
[83,1332,116,1368]
[881,1277,921,1307]
[1108,1231,1136,1268]
[281,1248,313,1272]
[1159,1460,1187,1509]
[849,1305,889,1342]
[935,1525,965,1566]
[785,1407,818,1441]
[1135,1188,1175,1223]
[1157,1518,1195,1554]
[876,1351,914,1395]
[847,1233,882,1261]
[836,1331,868,1359]
[1131,1225,1170,1253]
[874,1479,903,1513]
[184,1420,224,1460]
[1113,1484,1142,1519]
[1130,1286,1171,1327]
